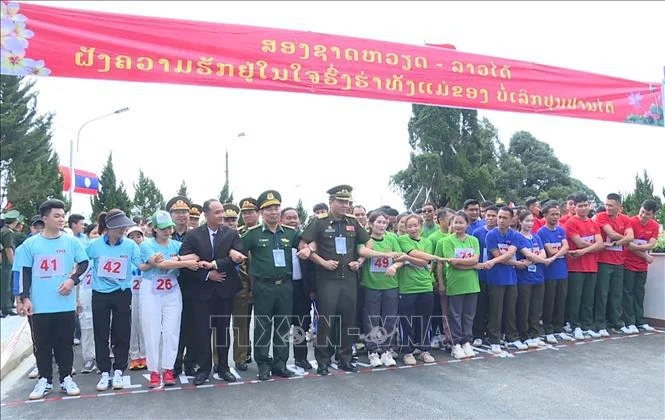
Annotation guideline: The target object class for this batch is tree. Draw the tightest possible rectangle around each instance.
[623,170,663,216]
[391,106,500,210]
[218,180,234,204]
[176,180,190,201]
[0,75,65,217]
[295,199,308,226]
[133,170,164,217]
[90,153,132,218]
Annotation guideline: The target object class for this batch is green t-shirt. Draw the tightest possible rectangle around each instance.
[396,235,434,294]
[441,234,480,296]
[421,223,438,239]
[361,234,401,290]
[430,231,450,255]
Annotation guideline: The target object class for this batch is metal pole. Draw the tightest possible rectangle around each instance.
[68,138,74,209]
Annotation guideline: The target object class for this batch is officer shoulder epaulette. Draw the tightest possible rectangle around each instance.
[345,213,357,219]
[281,224,295,230]
[247,224,262,231]
[316,212,328,219]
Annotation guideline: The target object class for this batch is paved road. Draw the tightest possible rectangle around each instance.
[2,331,664,419]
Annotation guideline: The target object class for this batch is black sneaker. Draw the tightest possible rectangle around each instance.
[337,361,357,373]
[295,359,313,370]
[316,364,329,376]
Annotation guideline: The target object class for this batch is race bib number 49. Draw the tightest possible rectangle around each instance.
[34,254,64,277]
[370,256,393,273]
[152,275,177,294]
[97,256,128,280]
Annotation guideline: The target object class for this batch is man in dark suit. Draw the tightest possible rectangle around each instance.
[179,199,246,385]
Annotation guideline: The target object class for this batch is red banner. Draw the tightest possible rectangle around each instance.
[1,1,663,127]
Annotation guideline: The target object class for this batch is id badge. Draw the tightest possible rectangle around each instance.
[335,236,347,255]
[273,249,286,267]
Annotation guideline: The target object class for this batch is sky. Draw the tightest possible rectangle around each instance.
[17,1,665,217]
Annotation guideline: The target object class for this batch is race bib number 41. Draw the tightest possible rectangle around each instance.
[97,256,128,280]
[152,275,177,294]
[34,254,65,277]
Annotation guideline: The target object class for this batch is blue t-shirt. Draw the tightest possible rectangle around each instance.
[472,225,492,283]
[86,235,142,293]
[18,233,88,314]
[537,225,569,280]
[467,218,486,235]
[515,233,545,284]
[140,238,182,281]
[485,228,518,286]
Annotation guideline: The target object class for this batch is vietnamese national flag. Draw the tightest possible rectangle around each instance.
[59,166,100,195]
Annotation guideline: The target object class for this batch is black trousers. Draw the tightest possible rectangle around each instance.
[315,277,357,365]
[487,284,518,344]
[92,289,132,373]
[193,295,233,375]
[472,281,490,340]
[32,311,75,383]
[431,290,444,337]
[292,281,311,361]
[543,279,568,334]
[398,292,433,353]
[517,283,545,340]
[175,295,197,371]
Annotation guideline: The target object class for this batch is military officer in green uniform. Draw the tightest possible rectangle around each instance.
[299,185,401,375]
[1,210,22,317]
[237,197,259,365]
[188,204,203,230]
[241,190,299,381]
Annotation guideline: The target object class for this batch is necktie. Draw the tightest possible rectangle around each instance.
[211,231,217,259]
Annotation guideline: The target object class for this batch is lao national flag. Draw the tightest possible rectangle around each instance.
[59,166,100,195]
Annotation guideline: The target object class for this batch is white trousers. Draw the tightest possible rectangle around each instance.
[79,286,96,362]
[129,280,145,360]
[140,279,182,372]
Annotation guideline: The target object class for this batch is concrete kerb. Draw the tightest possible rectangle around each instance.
[1,319,33,381]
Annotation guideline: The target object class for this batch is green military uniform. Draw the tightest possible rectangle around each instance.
[300,186,370,370]
[1,210,21,313]
[237,197,259,364]
[241,191,298,379]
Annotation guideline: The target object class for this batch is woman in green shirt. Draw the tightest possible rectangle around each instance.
[440,212,480,359]
[396,214,441,365]
[361,212,403,367]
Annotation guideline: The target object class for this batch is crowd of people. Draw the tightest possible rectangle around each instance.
[0,185,661,401]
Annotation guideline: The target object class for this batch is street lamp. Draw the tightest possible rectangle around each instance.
[68,107,129,208]
[225,132,246,191]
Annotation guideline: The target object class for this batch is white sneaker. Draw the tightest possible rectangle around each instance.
[558,332,575,342]
[585,330,601,338]
[525,339,538,349]
[534,337,547,347]
[403,353,417,365]
[509,340,528,350]
[639,324,655,332]
[368,352,382,368]
[380,352,397,367]
[112,369,124,389]
[452,344,465,359]
[96,372,110,391]
[620,325,633,334]
[462,342,476,358]
[73,338,81,346]
[563,323,572,334]
[573,328,585,340]
[28,366,39,379]
[629,324,640,334]
[490,344,502,354]
[420,351,435,363]
[388,348,399,359]
[598,329,610,337]
[472,338,483,347]
[545,334,558,344]
[29,377,52,400]
[60,375,80,396]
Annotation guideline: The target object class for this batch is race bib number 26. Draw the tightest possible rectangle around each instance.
[152,275,177,294]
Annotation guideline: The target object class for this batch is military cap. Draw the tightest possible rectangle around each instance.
[239,197,259,212]
[222,203,240,219]
[327,185,353,201]
[166,195,191,212]
[257,190,281,210]
[30,215,44,226]
[3,209,22,221]
[189,204,203,218]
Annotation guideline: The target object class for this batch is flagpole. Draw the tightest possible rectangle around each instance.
[68,138,74,208]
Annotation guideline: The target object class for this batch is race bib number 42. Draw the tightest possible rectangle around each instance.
[97,256,128,280]
[34,254,65,277]
[152,275,177,294]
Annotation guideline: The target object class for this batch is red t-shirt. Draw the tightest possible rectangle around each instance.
[596,212,632,265]
[565,216,600,272]
[559,213,573,226]
[532,217,545,234]
[624,216,659,272]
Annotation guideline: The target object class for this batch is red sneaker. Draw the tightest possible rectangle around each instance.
[129,359,141,370]
[148,371,160,388]
[162,369,176,386]
[137,358,147,370]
